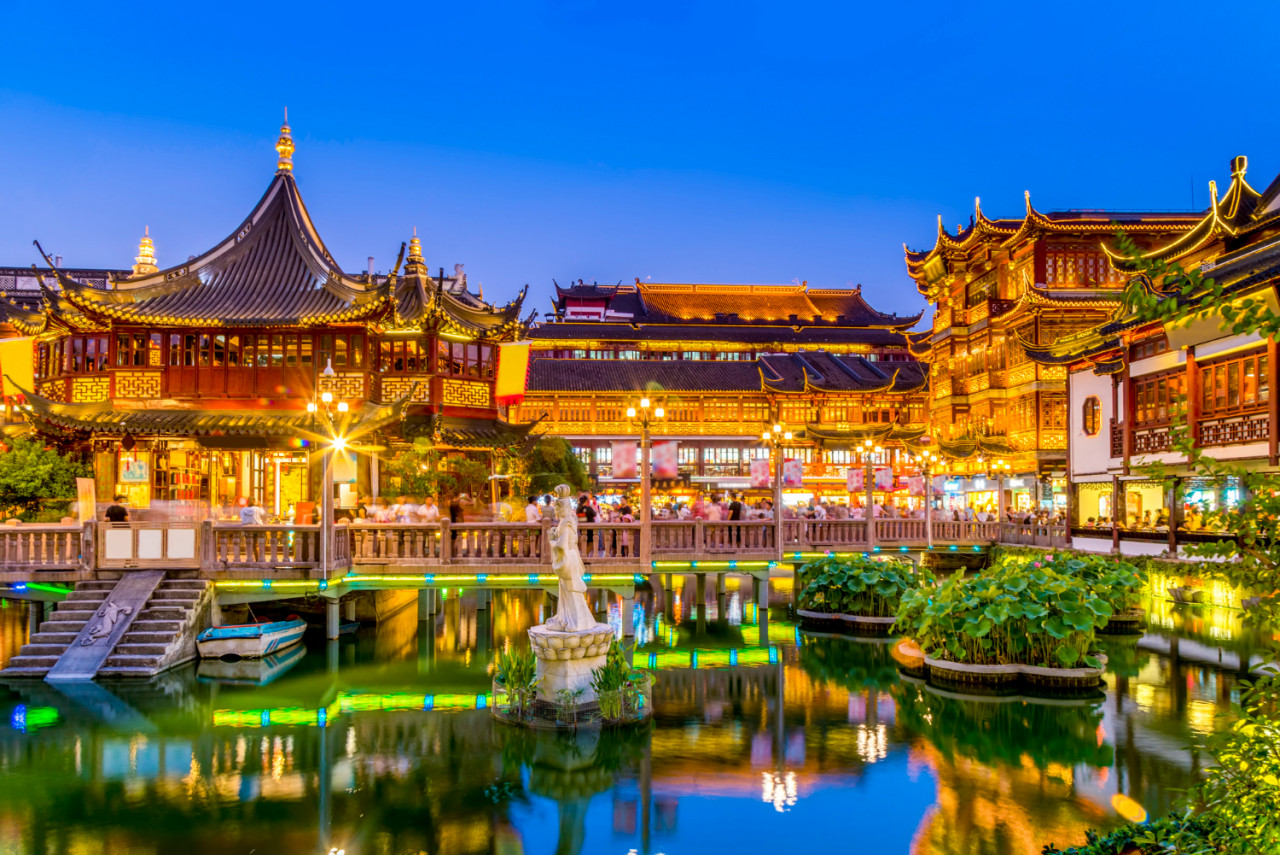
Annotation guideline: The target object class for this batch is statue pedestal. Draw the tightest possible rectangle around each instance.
[528,624,614,703]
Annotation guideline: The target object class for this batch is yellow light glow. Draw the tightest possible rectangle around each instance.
[306,402,317,413]
[321,391,333,404]
[336,401,349,413]
[627,407,637,418]
[654,407,665,418]
[640,397,651,409]
[331,436,347,453]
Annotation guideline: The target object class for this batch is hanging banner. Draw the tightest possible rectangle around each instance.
[931,475,948,497]
[333,450,358,484]
[0,337,34,400]
[76,477,96,524]
[782,458,804,488]
[846,467,864,492]
[494,341,532,406]
[651,440,678,480]
[874,467,895,491]
[750,457,771,488]
[612,441,638,479]
[907,476,925,496]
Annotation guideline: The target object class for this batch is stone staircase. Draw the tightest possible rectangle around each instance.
[3,577,212,679]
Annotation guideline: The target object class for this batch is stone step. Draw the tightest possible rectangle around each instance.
[38,620,85,634]
[137,607,189,621]
[0,666,49,677]
[151,588,201,599]
[129,619,182,632]
[121,630,178,644]
[104,654,161,668]
[66,590,109,602]
[6,658,58,671]
[95,666,157,677]
[114,643,168,657]
[77,581,117,591]
[159,579,207,590]
[30,631,78,644]
[50,605,98,618]
[14,644,67,656]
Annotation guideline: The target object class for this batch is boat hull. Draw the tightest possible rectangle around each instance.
[196,619,307,660]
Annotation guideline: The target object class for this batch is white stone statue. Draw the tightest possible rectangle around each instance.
[545,484,597,632]
[527,484,615,702]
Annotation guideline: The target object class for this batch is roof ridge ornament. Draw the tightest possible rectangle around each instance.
[276,108,294,174]
[132,226,158,278]
[407,226,424,266]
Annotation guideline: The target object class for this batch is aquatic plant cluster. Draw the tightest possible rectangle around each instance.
[796,555,927,617]
[897,553,1144,670]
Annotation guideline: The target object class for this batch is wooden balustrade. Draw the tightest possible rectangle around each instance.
[448,523,547,563]
[0,524,86,572]
[0,517,1076,578]
[349,524,445,565]
[210,524,321,571]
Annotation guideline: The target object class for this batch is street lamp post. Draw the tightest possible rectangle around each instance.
[908,450,943,551]
[854,439,878,550]
[761,422,793,560]
[307,370,351,583]
[627,397,665,567]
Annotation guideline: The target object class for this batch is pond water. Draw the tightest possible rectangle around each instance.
[0,579,1267,855]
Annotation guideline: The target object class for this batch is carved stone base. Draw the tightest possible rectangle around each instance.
[528,623,614,703]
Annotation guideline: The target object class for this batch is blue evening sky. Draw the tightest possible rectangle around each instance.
[2,1,1278,321]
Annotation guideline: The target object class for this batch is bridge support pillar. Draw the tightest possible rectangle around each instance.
[663,574,675,622]
[343,599,356,622]
[621,593,635,637]
[327,639,340,675]
[27,601,43,637]
[477,588,490,611]
[325,600,341,640]
[417,588,434,621]
[695,574,707,631]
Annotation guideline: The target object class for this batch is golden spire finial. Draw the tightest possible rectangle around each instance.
[407,226,424,266]
[132,226,158,277]
[276,108,294,173]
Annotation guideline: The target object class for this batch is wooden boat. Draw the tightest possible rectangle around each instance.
[196,617,307,659]
[196,642,306,685]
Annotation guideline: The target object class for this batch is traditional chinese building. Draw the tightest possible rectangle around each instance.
[904,196,1198,514]
[518,281,929,501]
[1023,155,1280,555]
[4,120,533,517]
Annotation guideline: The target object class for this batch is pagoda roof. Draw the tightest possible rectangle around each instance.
[20,124,526,336]
[904,194,1200,290]
[1022,225,1280,369]
[528,321,912,347]
[526,352,927,395]
[549,280,921,329]
[402,414,539,449]
[1105,156,1280,271]
[758,352,927,394]
[42,174,391,327]
[801,423,928,446]
[11,379,413,440]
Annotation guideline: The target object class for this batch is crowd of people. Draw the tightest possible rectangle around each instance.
[1080,503,1219,532]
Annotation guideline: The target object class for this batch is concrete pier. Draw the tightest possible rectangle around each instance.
[325,600,340,640]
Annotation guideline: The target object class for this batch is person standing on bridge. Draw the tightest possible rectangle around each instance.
[105,496,129,523]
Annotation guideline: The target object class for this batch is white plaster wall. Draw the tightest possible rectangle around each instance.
[1072,536,1113,554]
[1196,331,1267,361]
[1069,369,1114,479]
[1130,349,1186,378]
[1119,541,1173,558]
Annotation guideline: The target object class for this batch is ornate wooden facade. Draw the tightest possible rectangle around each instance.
[5,121,533,515]
[519,281,930,495]
[904,195,1199,508]
[1023,156,1280,548]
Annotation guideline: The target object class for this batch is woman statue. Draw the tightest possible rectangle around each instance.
[546,483,597,632]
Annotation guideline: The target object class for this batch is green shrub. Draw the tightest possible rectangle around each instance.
[796,554,931,617]
[995,550,1147,617]
[897,561,1108,669]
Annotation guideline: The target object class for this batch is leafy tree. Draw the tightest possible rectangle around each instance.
[0,437,90,520]
[505,436,589,496]
[381,440,457,499]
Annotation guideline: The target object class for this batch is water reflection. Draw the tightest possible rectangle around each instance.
[0,581,1263,854]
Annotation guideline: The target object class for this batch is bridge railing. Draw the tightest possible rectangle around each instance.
[999,522,1069,548]
[208,523,322,572]
[651,520,777,556]
[0,523,90,573]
